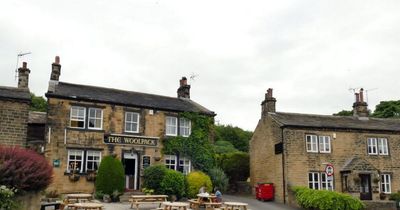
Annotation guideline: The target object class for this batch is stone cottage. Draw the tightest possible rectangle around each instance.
[44,56,215,193]
[250,88,400,206]
[0,62,31,146]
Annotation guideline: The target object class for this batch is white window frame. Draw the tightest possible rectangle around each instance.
[306,135,318,153]
[179,118,191,137]
[179,156,191,175]
[308,172,320,190]
[125,112,140,133]
[86,150,102,171]
[367,138,378,155]
[378,138,389,155]
[88,108,103,130]
[381,174,391,194]
[319,136,331,153]
[320,173,334,191]
[166,116,178,136]
[70,106,86,128]
[164,155,177,170]
[67,149,84,173]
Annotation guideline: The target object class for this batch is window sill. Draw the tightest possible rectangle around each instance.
[67,127,105,133]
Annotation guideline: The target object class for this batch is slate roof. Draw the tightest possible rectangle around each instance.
[29,111,47,124]
[46,82,215,115]
[269,112,400,132]
[341,156,378,172]
[0,86,31,102]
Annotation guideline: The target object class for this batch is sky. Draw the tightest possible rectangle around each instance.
[1,0,399,131]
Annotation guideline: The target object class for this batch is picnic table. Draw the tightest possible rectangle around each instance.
[64,194,93,203]
[162,201,190,210]
[130,195,168,210]
[189,193,221,210]
[70,202,103,210]
[224,202,248,210]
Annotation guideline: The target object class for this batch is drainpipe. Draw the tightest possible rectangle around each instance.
[281,127,286,204]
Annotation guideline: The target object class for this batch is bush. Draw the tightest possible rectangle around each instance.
[0,146,53,193]
[208,167,228,192]
[143,165,168,194]
[293,187,365,210]
[95,156,125,196]
[389,192,400,201]
[0,185,18,209]
[186,171,213,198]
[160,170,185,198]
[216,152,249,184]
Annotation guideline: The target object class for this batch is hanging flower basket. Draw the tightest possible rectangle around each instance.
[86,172,97,182]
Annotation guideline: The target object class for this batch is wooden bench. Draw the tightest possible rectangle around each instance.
[188,199,200,210]
[130,195,168,210]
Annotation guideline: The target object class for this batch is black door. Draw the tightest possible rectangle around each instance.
[123,158,136,189]
[360,174,372,200]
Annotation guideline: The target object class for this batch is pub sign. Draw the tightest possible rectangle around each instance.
[104,134,158,147]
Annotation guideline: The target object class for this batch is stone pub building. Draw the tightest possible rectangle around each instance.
[45,57,215,193]
[250,88,400,208]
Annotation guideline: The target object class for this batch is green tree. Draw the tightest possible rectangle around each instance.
[216,152,249,184]
[95,156,125,195]
[213,140,239,154]
[30,93,47,112]
[333,110,353,116]
[372,100,400,118]
[214,125,252,152]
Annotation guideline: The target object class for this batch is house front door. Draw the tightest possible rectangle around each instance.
[359,174,372,200]
[123,153,138,190]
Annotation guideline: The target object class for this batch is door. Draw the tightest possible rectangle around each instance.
[359,174,372,200]
[123,153,138,190]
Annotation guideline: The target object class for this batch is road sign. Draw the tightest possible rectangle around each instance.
[325,164,334,176]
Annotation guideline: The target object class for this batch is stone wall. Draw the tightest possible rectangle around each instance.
[0,100,29,146]
[45,98,179,193]
[250,117,284,202]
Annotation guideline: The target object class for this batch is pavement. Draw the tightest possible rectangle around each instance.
[100,194,301,210]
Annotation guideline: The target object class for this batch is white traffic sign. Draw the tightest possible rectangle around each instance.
[325,164,334,176]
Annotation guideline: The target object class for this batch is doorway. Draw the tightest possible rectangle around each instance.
[359,174,372,200]
[123,153,138,190]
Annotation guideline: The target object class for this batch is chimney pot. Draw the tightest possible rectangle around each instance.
[177,76,190,98]
[18,62,30,89]
[55,56,60,64]
[22,62,27,68]
[267,88,273,98]
[355,93,360,102]
[359,88,364,102]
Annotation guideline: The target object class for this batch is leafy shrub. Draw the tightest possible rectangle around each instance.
[143,165,168,194]
[0,185,18,209]
[95,156,125,196]
[389,192,400,201]
[160,170,185,198]
[208,167,228,192]
[186,171,213,198]
[293,187,365,210]
[0,146,53,192]
[215,152,249,184]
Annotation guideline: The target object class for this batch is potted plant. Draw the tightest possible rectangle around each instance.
[373,176,380,184]
[68,163,80,182]
[380,192,387,200]
[111,190,122,202]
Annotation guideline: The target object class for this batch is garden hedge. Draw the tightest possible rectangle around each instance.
[95,156,125,195]
[293,187,365,210]
[186,171,213,198]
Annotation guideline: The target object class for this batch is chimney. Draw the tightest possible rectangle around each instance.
[261,88,276,117]
[18,62,30,89]
[50,56,61,81]
[353,88,369,117]
[48,56,61,93]
[177,77,190,98]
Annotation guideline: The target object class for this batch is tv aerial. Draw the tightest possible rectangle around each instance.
[15,52,31,80]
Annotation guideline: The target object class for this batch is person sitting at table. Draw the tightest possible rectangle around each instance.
[199,185,207,194]
[214,188,222,202]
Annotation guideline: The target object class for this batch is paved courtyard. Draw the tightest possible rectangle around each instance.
[100,194,300,210]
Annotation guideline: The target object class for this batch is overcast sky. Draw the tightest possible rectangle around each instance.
[1,0,399,131]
